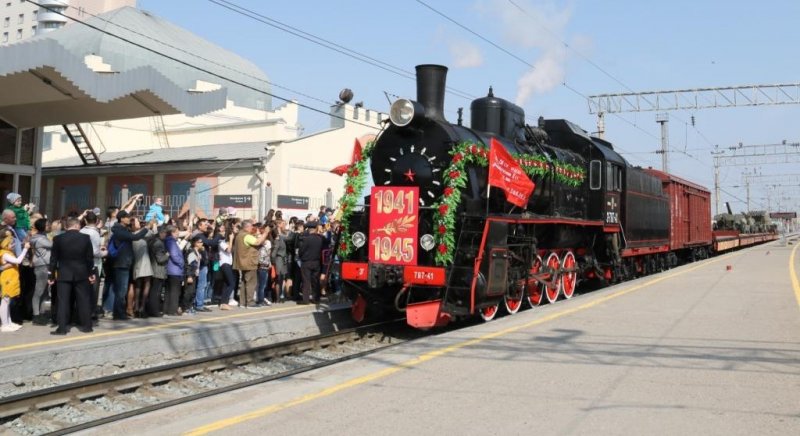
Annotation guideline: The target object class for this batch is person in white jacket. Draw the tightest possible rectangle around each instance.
[80,212,106,320]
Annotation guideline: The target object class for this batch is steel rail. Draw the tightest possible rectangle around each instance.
[0,319,409,435]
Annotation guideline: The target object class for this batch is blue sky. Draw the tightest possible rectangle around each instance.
[137,0,800,213]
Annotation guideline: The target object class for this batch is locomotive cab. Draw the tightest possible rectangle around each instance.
[540,119,623,224]
[588,137,625,227]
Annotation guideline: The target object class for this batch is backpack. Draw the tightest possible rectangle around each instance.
[107,236,125,258]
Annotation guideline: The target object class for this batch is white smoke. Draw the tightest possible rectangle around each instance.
[448,39,484,68]
[477,0,580,106]
[516,46,567,105]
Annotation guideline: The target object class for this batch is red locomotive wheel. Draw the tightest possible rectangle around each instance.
[480,303,499,322]
[504,288,523,315]
[527,254,545,307]
[544,252,561,304]
[561,251,577,299]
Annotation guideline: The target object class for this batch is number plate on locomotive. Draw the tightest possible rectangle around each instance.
[369,186,419,265]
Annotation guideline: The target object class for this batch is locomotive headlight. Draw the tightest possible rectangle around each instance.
[351,232,366,248]
[420,234,435,251]
[389,99,419,127]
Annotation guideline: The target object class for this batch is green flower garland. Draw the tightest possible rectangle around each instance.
[336,139,585,265]
[337,140,375,258]
[432,142,586,265]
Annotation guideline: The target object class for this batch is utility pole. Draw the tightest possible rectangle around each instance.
[711,146,724,216]
[656,112,669,172]
[742,168,760,213]
[596,112,605,139]
[746,178,751,212]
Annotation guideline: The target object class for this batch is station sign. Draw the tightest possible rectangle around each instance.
[770,212,797,219]
[277,195,310,210]
[214,195,252,208]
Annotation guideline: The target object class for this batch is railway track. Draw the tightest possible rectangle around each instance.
[0,320,415,436]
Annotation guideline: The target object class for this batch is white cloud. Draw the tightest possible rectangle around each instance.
[448,39,484,68]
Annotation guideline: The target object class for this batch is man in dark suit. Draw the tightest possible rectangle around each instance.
[48,217,96,335]
[298,221,327,305]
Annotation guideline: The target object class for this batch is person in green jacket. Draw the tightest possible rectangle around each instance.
[6,193,33,241]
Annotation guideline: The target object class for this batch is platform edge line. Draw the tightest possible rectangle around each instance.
[790,242,800,312]
[184,251,742,436]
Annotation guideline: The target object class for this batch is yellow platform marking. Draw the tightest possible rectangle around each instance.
[186,252,744,436]
[0,305,311,353]
[791,242,800,311]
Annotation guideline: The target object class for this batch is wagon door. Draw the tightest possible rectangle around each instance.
[688,192,706,243]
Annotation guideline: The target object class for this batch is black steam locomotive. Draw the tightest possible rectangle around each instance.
[338,64,674,328]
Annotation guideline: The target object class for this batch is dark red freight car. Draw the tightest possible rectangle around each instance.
[645,169,712,259]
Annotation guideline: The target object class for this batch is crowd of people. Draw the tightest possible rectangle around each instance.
[0,192,342,335]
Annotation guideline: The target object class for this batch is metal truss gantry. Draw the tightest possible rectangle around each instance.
[711,142,800,214]
[588,83,800,114]
[741,173,800,215]
[714,141,800,167]
[742,173,800,186]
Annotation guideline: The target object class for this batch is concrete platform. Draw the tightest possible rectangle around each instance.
[0,302,353,397]
[85,239,800,435]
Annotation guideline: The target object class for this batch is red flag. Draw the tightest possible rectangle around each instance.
[330,138,364,176]
[351,138,362,164]
[488,137,535,207]
[330,164,349,176]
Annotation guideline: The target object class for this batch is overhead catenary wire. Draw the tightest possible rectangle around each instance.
[414,0,665,167]
[414,1,658,149]
[208,0,478,102]
[34,2,339,109]
[24,0,382,132]
[418,1,756,206]
[505,0,720,158]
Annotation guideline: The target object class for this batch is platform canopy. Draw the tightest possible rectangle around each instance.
[0,6,271,128]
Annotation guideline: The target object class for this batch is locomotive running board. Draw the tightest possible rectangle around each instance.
[406,299,452,329]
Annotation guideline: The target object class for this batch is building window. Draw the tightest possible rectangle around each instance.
[17,13,22,24]
[0,123,15,164]
[16,28,21,39]
[32,9,36,18]
[3,17,8,28]
[42,131,53,151]
[30,25,35,33]
[2,32,7,43]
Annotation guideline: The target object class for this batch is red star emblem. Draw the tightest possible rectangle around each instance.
[403,168,416,182]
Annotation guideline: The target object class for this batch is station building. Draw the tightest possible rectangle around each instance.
[2,0,136,207]
[0,5,384,221]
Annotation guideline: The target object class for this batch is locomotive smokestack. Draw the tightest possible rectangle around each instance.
[416,64,448,122]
